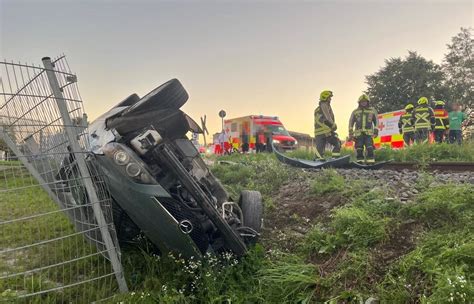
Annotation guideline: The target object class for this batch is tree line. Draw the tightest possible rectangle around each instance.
[366,27,473,113]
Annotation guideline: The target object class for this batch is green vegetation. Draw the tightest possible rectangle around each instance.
[2,154,473,303]
[375,142,474,162]
[112,154,472,303]
[287,142,474,163]
[309,169,345,196]
[0,164,118,303]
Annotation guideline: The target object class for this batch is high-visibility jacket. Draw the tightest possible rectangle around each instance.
[413,106,435,130]
[434,108,449,130]
[314,102,336,136]
[348,106,378,136]
[398,111,415,133]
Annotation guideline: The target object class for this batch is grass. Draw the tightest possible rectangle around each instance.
[2,151,474,303]
[286,141,474,163]
[375,142,474,162]
[0,163,118,303]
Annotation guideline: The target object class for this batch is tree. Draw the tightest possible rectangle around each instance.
[442,27,473,108]
[365,51,448,113]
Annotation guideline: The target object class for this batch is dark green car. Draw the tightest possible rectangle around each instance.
[73,79,263,258]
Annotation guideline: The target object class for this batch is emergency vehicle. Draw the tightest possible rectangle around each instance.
[223,115,297,151]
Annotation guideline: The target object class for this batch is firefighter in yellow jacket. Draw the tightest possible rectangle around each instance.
[433,100,449,143]
[413,97,435,144]
[314,90,341,159]
[349,94,378,163]
[398,104,415,146]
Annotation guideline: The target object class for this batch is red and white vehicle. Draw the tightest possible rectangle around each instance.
[223,115,297,151]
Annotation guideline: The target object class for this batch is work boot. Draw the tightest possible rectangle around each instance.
[356,158,365,164]
[366,158,375,164]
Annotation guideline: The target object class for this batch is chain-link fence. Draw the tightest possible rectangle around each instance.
[0,55,128,302]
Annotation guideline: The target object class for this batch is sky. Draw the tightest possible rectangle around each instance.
[1,0,473,139]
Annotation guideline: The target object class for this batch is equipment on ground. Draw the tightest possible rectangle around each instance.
[272,142,350,169]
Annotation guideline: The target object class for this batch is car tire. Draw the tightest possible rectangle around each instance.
[122,79,189,116]
[239,190,263,233]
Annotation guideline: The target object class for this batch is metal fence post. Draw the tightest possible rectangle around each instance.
[42,57,128,293]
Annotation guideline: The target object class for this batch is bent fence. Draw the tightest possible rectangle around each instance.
[0,56,127,302]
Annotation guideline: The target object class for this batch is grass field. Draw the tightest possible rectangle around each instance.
[0,164,118,303]
[1,143,473,303]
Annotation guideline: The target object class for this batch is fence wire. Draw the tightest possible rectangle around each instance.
[0,55,127,302]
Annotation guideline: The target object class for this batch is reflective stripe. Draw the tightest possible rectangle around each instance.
[415,109,431,130]
[314,107,331,136]
[434,109,449,130]
[401,113,414,133]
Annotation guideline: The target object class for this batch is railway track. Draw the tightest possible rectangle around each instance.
[380,162,474,172]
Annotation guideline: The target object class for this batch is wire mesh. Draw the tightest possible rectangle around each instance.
[0,55,127,302]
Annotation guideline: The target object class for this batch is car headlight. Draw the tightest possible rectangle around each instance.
[125,163,141,177]
[114,151,130,165]
[294,140,298,145]
[103,143,156,184]
[272,139,280,144]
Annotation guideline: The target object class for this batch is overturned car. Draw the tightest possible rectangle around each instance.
[61,79,263,258]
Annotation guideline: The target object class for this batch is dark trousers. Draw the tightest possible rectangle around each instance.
[403,132,415,146]
[354,134,374,161]
[415,129,430,144]
[315,134,341,158]
[449,130,463,145]
[433,130,447,143]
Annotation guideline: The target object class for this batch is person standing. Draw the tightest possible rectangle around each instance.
[448,103,467,145]
[413,97,435,144]
[256,128,265,153]
[433,100,450,143]
[398,104,415,146]
[313,90,341,159]
[241,128,249,153]
[348,94,378,164]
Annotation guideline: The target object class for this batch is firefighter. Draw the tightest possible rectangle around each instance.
[348,94,378,164]
[433,100,450,143]
[413,97,435,144]
[398,104,415,146]
[314,90,341,159]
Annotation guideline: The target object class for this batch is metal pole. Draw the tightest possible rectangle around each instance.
[42,57,128,293]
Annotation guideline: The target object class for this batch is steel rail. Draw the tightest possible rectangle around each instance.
[380,162,474,172]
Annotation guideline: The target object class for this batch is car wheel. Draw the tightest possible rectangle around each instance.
[123,79,189,116]
[239,190,263,234]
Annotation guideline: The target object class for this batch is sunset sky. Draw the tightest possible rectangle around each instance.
[1,0,473,139]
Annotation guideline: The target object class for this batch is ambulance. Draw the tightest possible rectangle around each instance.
[223,115,297,151]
